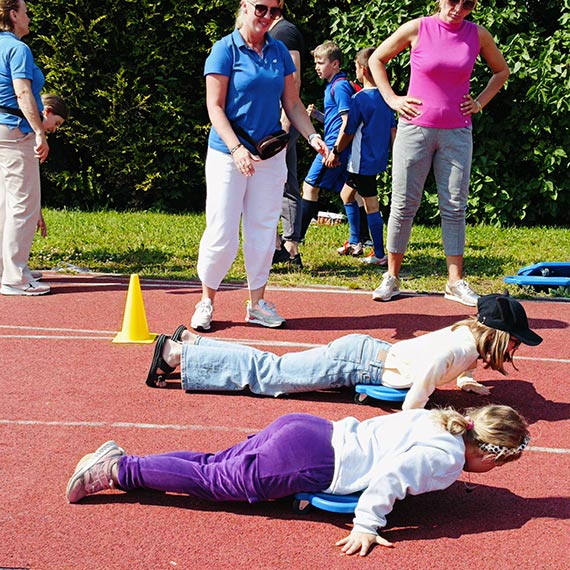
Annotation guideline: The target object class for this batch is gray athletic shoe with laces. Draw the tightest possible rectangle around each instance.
[444,279,479,307]
[245,299,285,328]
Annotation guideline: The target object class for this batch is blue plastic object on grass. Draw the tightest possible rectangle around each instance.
[354,384,409,403]
[504,262,570,291]
[293,491,361,514]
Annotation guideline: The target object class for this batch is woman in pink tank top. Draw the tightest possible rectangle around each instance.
[368,0,510,307]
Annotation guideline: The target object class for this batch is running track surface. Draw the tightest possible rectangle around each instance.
[1,273,569,570]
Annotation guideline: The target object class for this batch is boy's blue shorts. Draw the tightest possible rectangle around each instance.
[304,153,348,194]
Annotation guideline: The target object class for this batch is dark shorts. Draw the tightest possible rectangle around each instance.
[345,173,378,198]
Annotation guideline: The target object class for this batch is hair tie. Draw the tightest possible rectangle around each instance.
[465,416,474,431]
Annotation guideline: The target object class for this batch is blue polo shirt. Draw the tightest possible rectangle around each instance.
[345,87,396,176]
[204,28,295,154]
[0,32,44,133]
[322,71,354,146]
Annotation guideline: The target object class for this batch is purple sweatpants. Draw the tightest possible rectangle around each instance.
[117,413,335,503]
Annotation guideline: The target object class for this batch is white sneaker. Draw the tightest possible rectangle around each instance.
[191,299,213,331]
[1,282,51,296]
[245,299,285,328]
[444,279,479,307]
[360,251,387,266]
[372,272,401,301]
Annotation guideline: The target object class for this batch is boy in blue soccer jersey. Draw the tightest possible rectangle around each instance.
[325,47,397,265]
[299,41,357,245]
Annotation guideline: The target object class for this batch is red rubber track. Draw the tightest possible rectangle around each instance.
[1,273,568,570]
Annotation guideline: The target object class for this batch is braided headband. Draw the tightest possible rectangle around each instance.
[478,434,530,457]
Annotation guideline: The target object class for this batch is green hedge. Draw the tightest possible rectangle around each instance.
[28,0,569,225]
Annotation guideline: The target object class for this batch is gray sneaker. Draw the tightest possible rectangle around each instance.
[246,299,285,328]
[444,279,479,307]
[66,440,126,503]
[191,298,213,331]
[372,272,401,301]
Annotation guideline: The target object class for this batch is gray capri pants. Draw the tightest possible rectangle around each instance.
[387,121,473,257]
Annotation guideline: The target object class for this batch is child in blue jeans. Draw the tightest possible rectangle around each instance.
[67,405,530,556]
[300,41,356,244]
[145,293,542,411]
[325,47,397,264]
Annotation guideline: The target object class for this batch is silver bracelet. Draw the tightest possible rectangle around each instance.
[308,133,321,144]
[475,100,483,114]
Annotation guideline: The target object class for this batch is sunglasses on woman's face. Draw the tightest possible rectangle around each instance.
[247,0,283,20]
[449,0,476,10]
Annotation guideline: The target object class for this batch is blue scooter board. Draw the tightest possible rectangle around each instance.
[293,491,361,514]
[354,384,409,404]
[504,262,570,291]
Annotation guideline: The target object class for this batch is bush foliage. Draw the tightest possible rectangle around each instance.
[28,0,568,224]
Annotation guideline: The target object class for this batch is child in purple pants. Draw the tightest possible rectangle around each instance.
[66,405,529,557]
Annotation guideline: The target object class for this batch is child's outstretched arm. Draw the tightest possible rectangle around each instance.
[336,531,393,556]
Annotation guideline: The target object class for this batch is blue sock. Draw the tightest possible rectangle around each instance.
[343,201,360,244]
[367,211,385,258]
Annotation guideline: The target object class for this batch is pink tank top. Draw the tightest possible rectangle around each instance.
[407,16,480,129]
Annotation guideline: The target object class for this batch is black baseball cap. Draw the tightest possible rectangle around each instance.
[477,293,543,346]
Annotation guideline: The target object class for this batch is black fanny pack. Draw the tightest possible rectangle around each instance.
[233,123,290,160]
[0,105,24,118]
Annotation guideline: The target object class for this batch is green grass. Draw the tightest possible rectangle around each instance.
[32,208,570,298]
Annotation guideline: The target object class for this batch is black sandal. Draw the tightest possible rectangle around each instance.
[171,325,187,343]
[145,334,176,388]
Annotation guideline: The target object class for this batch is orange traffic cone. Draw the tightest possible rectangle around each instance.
[113,274,157,343]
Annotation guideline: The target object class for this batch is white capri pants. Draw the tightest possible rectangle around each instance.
[0,126,41,286]
[387,121,473,257]
[197,147,287,291]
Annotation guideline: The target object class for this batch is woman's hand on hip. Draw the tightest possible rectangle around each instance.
[461,94,482,116]
[393,95,422,121]
[233,145,256,177]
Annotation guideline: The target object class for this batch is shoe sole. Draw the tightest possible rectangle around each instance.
[372,289,401,302]
[191,322,211,331]
[66,440,125,503]
[444,293,477,307]
[245,317,285,328]
[1,287,50,296]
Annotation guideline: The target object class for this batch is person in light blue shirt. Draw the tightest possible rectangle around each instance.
[0,0,50,297]
[192,0,327,333]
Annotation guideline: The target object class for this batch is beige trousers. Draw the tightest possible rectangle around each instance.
[0,125,41,286]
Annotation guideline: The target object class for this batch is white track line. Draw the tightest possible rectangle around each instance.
[1,325,569,363]
[0,419,568,454]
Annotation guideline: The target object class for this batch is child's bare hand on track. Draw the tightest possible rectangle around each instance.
[336,531,394,556]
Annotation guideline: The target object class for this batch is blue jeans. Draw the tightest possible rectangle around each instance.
[180,333,391,396]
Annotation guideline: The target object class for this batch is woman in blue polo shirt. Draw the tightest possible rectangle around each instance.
[0,0,50,296]
[191,0,327,332]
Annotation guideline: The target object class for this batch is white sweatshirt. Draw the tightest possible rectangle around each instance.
[323,409,465,535]
[381,325,479,410]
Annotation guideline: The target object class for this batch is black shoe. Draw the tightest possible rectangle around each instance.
[289,253,303,269]
[272,247,291,265]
